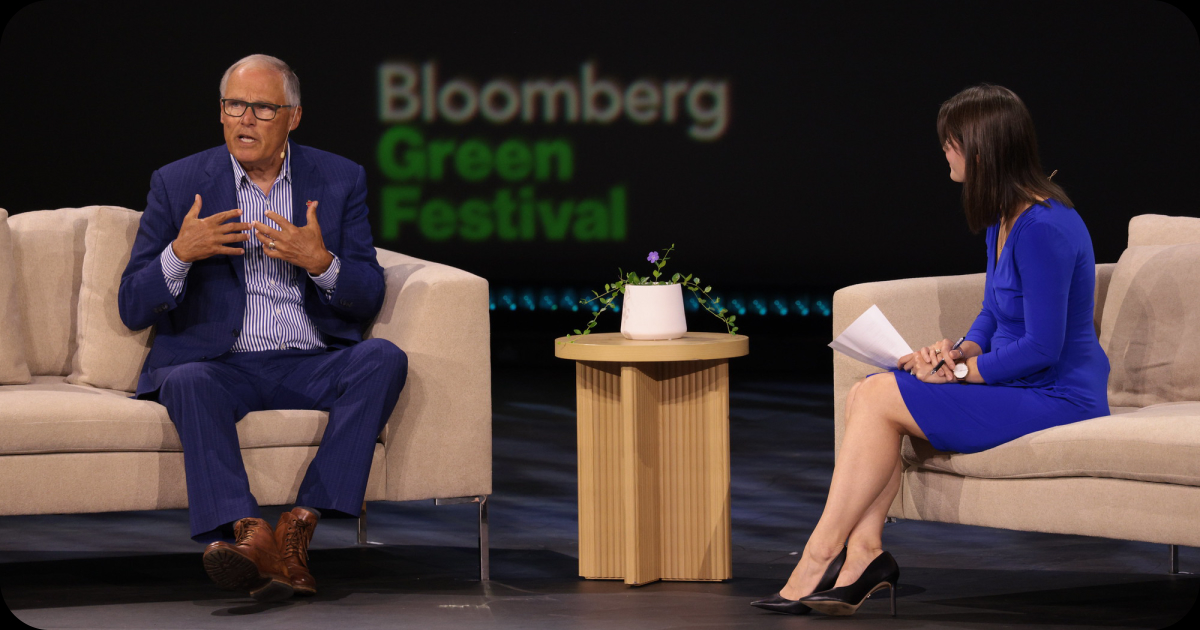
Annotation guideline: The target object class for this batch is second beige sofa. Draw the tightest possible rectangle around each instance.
[832,213,1200,568]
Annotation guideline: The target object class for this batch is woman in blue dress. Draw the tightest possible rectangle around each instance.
[752,84,1110,617]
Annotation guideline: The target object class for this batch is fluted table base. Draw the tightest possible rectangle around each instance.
[574,359,732,585]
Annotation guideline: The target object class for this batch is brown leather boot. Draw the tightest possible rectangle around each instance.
[275,507,319,596]
[202,517,293,602]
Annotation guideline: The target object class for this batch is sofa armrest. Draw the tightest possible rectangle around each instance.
[368,248,492,502]
[1094,263,1117,337]
[832,273,986,458]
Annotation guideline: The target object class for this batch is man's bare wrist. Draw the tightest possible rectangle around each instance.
[171,240,193,263]
[308,251,333,276]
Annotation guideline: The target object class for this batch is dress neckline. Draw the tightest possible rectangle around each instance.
[993,198,1054,265]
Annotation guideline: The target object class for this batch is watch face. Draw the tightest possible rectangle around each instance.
[954,363,969,379]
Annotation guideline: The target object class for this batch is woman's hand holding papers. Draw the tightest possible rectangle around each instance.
[897,339,983,383]
[898,339,957,383]
[898,349,956,383]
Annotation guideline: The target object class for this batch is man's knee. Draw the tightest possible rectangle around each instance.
[158,362,221,401]
[357,338,408,377]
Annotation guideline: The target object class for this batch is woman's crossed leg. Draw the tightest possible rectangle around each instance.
[779,373,924,599]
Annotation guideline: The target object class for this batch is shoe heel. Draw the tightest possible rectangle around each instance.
[204,547,259,592]
[799,551,900,617]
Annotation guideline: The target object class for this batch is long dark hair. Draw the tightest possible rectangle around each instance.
[937,84,1072,234]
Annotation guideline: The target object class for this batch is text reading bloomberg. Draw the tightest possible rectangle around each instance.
[376,61,730,242]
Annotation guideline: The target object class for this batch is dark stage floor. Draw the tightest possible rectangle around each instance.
[3,366,1198,629]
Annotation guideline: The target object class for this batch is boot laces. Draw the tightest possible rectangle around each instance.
[233,518,263,543]
[283,517,313,565]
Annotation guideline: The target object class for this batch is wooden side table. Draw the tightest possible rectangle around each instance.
[554,332,749,585]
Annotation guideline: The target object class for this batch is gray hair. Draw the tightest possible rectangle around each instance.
[219,54,301,106]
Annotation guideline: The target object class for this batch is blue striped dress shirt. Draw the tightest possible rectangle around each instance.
[160,145,341,352]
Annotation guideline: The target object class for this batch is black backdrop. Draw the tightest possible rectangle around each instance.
[2,1,1197,348]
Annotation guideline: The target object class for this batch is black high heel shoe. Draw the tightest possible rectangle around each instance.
[750,546,847,615]
[799,550,900,616]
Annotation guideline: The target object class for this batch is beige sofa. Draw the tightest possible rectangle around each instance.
[833,213,1200,571]
[0,206,493,577]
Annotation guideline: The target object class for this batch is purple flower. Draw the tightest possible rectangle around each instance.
[647,251,660,263]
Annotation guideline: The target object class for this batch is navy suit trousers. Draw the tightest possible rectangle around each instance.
[155,338,407,541]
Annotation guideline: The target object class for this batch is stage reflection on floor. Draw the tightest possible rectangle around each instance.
[2,367,1197,629]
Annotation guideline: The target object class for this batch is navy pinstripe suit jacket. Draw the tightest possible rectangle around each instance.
[118,144,386,397]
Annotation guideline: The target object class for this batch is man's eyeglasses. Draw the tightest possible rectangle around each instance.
[221,99,296,121]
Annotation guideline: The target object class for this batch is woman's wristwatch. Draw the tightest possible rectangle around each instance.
[953,361,969,383]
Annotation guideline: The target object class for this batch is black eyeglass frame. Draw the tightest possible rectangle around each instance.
[221,98,297,121]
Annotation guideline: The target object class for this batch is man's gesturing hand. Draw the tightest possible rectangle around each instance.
[171,195,251,263]
[252,201,333,275]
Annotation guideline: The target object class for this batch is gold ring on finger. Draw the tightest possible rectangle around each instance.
[934,347,941,354]
[268,241,277,251]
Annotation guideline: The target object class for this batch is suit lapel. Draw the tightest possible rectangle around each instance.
[290,144,319,229]
[199,148,246,287]
[288,145,337,252]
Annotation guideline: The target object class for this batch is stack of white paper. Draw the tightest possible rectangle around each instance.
[828,305,913,370]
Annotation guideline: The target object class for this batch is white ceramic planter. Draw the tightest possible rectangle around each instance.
[620,283,687,340]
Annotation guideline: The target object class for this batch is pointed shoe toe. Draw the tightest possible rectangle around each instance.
[750,593,813,615]
[751,546,847,615]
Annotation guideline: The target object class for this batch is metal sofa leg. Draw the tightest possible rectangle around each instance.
[479,495,490,581]
[1169,544,1179,574]
[358,501,369,545]
[435,495,491,581]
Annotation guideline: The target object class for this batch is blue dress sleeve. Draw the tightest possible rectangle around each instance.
[976,221,1074,383]
[964,302,997,353]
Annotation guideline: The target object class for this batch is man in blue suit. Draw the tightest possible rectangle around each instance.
[118,54,407,602]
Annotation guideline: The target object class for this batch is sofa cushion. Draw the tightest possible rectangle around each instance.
[67,206,153,393]
[0,209,32,385]
[1128,214,1200,247]
[1100,244,1200,408]
[7,207,93,376]
[0,376,331,455]
[901,402,1200,486]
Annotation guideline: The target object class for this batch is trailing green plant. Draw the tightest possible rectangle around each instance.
[565,244,739,341]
